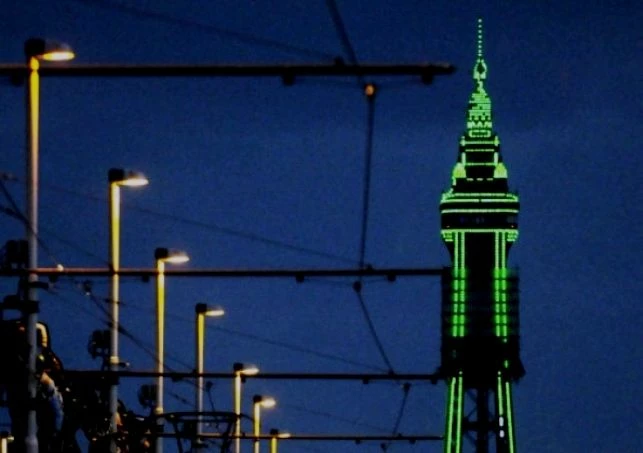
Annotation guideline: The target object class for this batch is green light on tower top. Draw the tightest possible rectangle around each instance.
[440,18,519,234]
[474,17,487,82]
[442,17,517,192]
[467,18,492,138]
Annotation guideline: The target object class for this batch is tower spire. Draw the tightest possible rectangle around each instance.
[477,17,484,58]
[473,18,488,85]
[466,17,492,140]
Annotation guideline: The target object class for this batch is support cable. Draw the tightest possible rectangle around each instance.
[353,287,395,373]
[6,178,357,265]
[92,283,388,372]
[130,204,357,265]
[47,283,195,372]
[65,0,337,60]
[380,383,411,451]
[283,402,390,432]
[0,179,63,268]
[325,0,363,83]
[351,83,396,373]
[48,277,388,372]
[358,85,376,269]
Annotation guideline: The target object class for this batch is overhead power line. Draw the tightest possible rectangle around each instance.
[283,402,390,432]
[0,180,63,268]
[4,179,357,266]
[353,288,395,373]
[89,286,389,372]
[65,0,337,60]
[358,86,377,269]
[325,0,361,67]
[381,383,412,451]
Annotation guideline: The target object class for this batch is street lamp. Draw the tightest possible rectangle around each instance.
[233,362,259,453]
[154,247,189,453]
[108,168,148,446]
[0,432,14,453]
[268,429,290,453]
[24,37,74,453]
[195,303,225,446]
[252,395,276,453]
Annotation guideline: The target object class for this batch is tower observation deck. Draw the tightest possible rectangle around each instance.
[439,19,523,453]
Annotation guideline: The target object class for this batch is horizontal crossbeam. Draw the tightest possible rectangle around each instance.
[0,266,445,279]
[0,62,455,80]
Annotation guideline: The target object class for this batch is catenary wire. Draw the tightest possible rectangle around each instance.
[49,276,389,373]
[3,202,212,408]
[0,180,65,268]
[322,0,398,378]
[353,289,395,373]
[325,0,363,85]
[47,284,410,432]
[350,84,397,373]
[91,285,389,373]
[65,0,337,60]
[44,287,198,410]
[10,179,358,266]
[5,185,398,371]
[3,163,403,418]
[380,383,411,451]
[48,281,195,372]
[358,90,376,269]
[283,402,390,432]
[2,21,416,434]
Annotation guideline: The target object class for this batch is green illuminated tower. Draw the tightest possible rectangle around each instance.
[439,19,523,453]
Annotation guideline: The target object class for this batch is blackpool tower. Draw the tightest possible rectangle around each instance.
[439,19,524,453]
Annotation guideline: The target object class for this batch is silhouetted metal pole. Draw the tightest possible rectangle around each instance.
[23,38,74,453]
[108,169,147,452]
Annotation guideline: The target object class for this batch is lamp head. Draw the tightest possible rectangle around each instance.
[25,38,75,61]
[253,394,276,408]
[269,429,290,439]
[109,168,149,187]
[233,362,259,375]
[155,247,189,264]
[196,303,225,317]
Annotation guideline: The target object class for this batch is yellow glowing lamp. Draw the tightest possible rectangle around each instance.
[25,38,75,61]
[109,168,149,187]
[120,174,148,187]
[205,306,225,317]
[41,49,75,62]
[154,248,190,264]
[259,396,277,408]
[234,362,260,376]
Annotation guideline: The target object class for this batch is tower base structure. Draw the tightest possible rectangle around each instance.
[441,268,522,453]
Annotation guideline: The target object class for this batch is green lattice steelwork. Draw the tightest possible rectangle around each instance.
[439,19,523,453]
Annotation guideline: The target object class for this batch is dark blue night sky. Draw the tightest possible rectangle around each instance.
[1,1,642,452]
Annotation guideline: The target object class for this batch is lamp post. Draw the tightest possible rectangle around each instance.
[268,429,290,453]
[252,395,276,453]
[194,303,224,447]
[233,362,259,453]
[108,168,147,448]
[24,37,74,453]
[154,247,189,453]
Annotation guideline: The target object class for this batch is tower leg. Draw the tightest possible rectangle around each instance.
[495,375,516,453]
[444,374,464,453]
